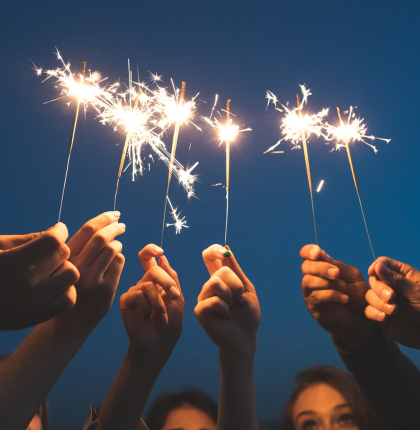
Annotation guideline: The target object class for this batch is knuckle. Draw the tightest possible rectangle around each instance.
[218,266,231,277]
[81,222,96,238]
[92,233,108,248]
[148,266,161,277]
[43,233,62,252]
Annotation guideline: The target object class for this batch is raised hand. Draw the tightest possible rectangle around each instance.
[300,244,376,350]
[365,257,420,349]
[0,223,79,330]
[195,244,260,355]
[120,244,184,364]
[64,211,125,327]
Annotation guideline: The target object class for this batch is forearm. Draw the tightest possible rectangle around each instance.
[0,316,92,430]
[97,347,163,430]
[218,346,258,430]
[333,329,420,429]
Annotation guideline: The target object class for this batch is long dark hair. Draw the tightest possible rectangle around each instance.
[145,390,218,430]
[280,365,381,430]
[0,354,49,430]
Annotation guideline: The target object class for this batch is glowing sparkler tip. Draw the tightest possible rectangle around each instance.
[317,180,324,192]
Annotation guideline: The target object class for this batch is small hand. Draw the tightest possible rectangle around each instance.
[365,257,420,349]
[64,211,125,327]
[300,244,376,350]
[120,244,184,364]
[195,245,260,354]
[0,223,79,330]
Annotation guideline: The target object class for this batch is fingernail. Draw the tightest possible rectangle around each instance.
[218,247,232,258]
[381,289,392,301]
[325,253,333,263]
[169,286,180,299]
[155,246,163,254]
[337,281,347,292]
[377,311,387,321]
[226,310,231,319]
[114,211,121,218]
[161,313,168,326]
[118,223,126,230]
[328,267,339,278]
[384,303,396,314]
[310,248,318,259]
[340,294,349,302]
[238,294,245,305]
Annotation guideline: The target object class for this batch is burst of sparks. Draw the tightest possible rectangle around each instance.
[202,115,251,145]
[34,49,200,199]
[166,196,188,233]
[264,85,329,153]
[325,106,391,153]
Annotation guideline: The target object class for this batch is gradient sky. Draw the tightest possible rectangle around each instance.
[1,1,420,428]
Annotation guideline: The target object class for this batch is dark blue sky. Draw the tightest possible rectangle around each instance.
[1,0,420,428]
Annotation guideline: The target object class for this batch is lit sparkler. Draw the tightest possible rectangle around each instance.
[265,85,329,244]
[166,196,188,234]
[325,107,390,259]
[203,99,251,245]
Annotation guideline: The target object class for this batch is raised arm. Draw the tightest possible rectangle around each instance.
[195,245,260,430]
[0,212,125,430]
[97,244,184,430]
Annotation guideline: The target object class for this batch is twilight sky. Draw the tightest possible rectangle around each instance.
[1,0,420,428]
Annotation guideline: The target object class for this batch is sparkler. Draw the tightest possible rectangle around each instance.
[317,180,324,192]
[58,59,86,222]
[203,99,251,245]
[265,85,329,244]
[325,107,390,259]
[161,81,186,247]
[166,196,188,234]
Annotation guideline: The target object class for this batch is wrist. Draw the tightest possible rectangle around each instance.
[219,339,257,365]
[126,345,166,377]
[335,323,378,352]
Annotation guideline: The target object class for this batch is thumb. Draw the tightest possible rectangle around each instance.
[375,261,416,296]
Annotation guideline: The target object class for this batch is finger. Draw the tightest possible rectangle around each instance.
[194,296,231,321]
[9,223,69,265]
[48,285,77,315]
[307,289,349,312]
[202,244,229,276]
[32,244,71,282]
[103,253,125,286]
[365,289,398,315]
[158,255,182,299]
[138,244,163,273]
[374,261,416,296]
[89,240,123,279]
[299,244,322,261]
[120,289,153,321]
[139,281,168,325]
[212,266,244,298]
[198,276,234,304]
[141,266,179,299]
[223,245,255,293]
[45,261,80,294]
[301,260,340,280]
[76,222,125,268]
[365,304,389,322]
[0,232,43,250]
[302,275,347,297]
[369,276,396,303]
[368,256,420,279]
[68,212,121,256]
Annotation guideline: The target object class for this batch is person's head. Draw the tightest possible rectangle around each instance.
[0,354,48,430]
[280,366,379,430]
[145,390,218,430]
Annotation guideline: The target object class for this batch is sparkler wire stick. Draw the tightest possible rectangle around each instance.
[114,90,142,211]
[160,81,186,247]
[58,60,86,222]
[336,107,375,259]
[296,94,318,245]
[225,99,231,246]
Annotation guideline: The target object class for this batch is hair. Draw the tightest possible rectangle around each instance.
[0,354,49,430]
[145,389,218,430]
[280,365,381,430]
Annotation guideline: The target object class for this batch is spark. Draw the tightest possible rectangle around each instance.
[317,180,324,192]
[264,85,329,153]
[325,106,391,153]
[149,72,163,82]
[166,197,188,234]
